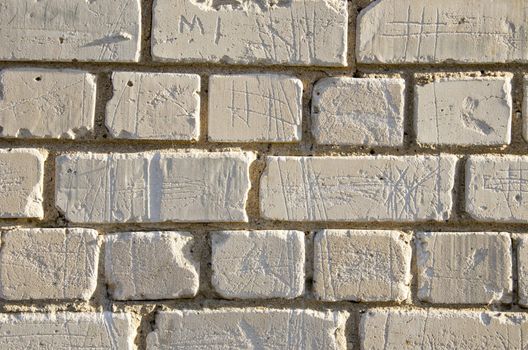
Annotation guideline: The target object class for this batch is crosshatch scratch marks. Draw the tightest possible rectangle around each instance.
[260,156,458,222]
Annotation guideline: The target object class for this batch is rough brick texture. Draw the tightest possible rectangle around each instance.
[211,230,305,299]
[1,0,528,348]
[361,309,528,349]
[357,0,527,64]
[466,155,528,222]
[0,0,141,62]
[105,231,199,300]
[106,72,200,140]
[313,230,412,302]
[151,0,348,66]
[0,228,100,301]
[0,312,136,349]
[260,155,457,221]
[0,149,46,218]
[147,309,348,349]
[208,74,303,142]
[0,69,96,139]
[415,75,512,146]
[55,151,254,223]
[312,77,405,146]
[416,231,512,304]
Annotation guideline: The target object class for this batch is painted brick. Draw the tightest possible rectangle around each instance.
[147,309,348,350]
[0,69,96,139]
[55,151,254,223]
[0,312,136,349]
[357,0,528,64]
[416,231,512,304]
[0,0,141,62]
[415,76,512,146]
[517,237,528,307]
[0,228,99,301]
[313,230,412,302]
[361,309,528,349]
[105,231,199,300]
[312,77,405,146]
[0,148,46,219]
[106,72,200,140]
[466,155,528,222]
[260,155,457,222]
[211,230,304,299]
[208,75,302,142]
[151,0,348,66]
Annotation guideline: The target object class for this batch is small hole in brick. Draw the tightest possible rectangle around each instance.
[35,76,41,82]
[369,149,376,155]
[515,194,522,202]
[59,37,64,44]
[127,81,134,87]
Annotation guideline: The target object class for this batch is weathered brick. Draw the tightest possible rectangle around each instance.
[0,148,46,218]
[208,75,302,142]
[147,309,348,349]
[0,312,136,349]
[55,151,254,223]
[106,72,200,140]
[0,228,100,301]
[361,309,528,349]
[0,69,96,139]
[105,231,199,300]
[151,0,348,66]
[0,0,141,62]
[357,0,527,64]
[415,76,512,146]
[466,155,528,222]
[416,231,512,305]
[313,230,411,302]
[211,230,304,299]
[523,76,528,142]
[517,237,528,307]
[312,77,405,146]
[260,155,457,221]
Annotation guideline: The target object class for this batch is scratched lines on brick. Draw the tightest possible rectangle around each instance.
[225,78,299,140]
[380,5,519,62]
[273,159,445,221]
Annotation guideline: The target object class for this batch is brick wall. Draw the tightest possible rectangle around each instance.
[0,0,526,348]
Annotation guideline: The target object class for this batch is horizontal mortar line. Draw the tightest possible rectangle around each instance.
[0,299,524,313]
[0,60,353,73]
[4,221,528,233]
[0,141,525,155]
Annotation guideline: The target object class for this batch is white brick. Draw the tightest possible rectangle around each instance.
[151,0,348,66]
[523,76,528,142]
[260,155,457,222]
[517,237,528,307]
[312,78,405,146]
[357,0,528,64]
[55,151,254,223]
[106,72,200,140]
[0,0,140,62]
[416,232,512,305]
[0,228,99,301]
[362,309,528,349]
[208,75,302,142]
[466,155,528,222]
[211,230,304,299]
[0,312,136,349]
[0,69,96,139]
[147,309,348,350]
[105,231,199,300]
[314,230,411,302]
[415,76,512,146]
[0,149,46,218]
